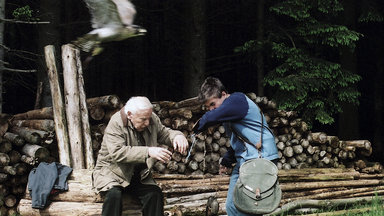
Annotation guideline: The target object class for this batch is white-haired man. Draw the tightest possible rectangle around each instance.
[92,96,188,216]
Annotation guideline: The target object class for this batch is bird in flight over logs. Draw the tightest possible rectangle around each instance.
[72,0,146,57]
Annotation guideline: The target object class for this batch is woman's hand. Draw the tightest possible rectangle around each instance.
[219,164,232,175]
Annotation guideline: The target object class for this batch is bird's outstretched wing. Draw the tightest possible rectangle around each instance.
[73,0,145,56]
[83,0,135,28]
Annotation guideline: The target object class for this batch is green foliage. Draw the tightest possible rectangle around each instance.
[357,1,384,23]
[12,5,39,21]
[237,0,363,126]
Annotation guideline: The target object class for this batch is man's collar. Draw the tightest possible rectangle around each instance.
[120,108,129,127]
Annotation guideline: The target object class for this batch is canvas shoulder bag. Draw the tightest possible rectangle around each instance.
[231,109,282,214]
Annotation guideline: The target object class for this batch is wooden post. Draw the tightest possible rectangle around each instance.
[62,44,85,169]
[75,47,94,169]
[44,45,71,166]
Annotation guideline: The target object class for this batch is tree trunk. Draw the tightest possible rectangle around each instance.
[62,44,84,169]
[75,46,94,169]
[183,0,206,98]
[372,18,384,161]
[338,1,359,140]
[256,0,265,96]
[45,45,71,166]
[18,199,142,216]
[0,0,4,113]
[36,0,62,108]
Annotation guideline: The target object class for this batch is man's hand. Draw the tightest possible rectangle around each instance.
[148,147,172,163]
[173,135,188,154]
[219,164,232,175]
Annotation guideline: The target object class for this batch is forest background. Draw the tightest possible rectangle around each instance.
[0,0,383,163]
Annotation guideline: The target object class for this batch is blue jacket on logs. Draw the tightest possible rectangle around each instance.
[28,162,72,209]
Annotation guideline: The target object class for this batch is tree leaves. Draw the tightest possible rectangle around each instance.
[239,0,363,126]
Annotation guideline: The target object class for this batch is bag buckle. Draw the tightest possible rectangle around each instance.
[255,188,261,199]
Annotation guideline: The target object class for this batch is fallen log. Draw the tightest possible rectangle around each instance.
[175,97,200,108]
[18,199,142,216]
[12,107,54,120]
[11,119,55,132]
[0,141,12,153]
[9,126,41,145]
[0,152,10,166]
[164,197,227,215]
[281,179,384,191]
[300,207,372,216]
[86,95,122,109]
[21,144,50,162]
[88,105,105,121]
[4,132,25,147]
[268,196,384,216]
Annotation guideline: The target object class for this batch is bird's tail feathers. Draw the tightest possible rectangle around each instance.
[72,34,100,53]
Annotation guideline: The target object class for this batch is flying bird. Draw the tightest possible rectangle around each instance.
[73,0,146,56]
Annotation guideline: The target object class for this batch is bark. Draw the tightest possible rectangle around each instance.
[12,107,54,120]
[62,44,84,169]
[21,144,50,161]
[183,0,206,98]
[281,179,384,191]
[45,45,71,166]
[0,141,11,153]
[18,199,142,216]
[0,173,8,183]
[168,108,193,119]
[0,152,10,166]
[175,97,200,108]
[11,119,55,132]
[37,0,61,108]
[4,194,17,208]
[3,132,25,147]
[86,95,122,109]
[8,150,21,164]
[270,196,382,216]
[75,46,94,170]
[9,126,41,144]
[0,0,4,113]
[256,0,265,96]
[89,105,105,120]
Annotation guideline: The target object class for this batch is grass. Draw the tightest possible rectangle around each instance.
[284,194,384,216]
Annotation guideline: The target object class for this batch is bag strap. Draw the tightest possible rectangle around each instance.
[230,106,264,157]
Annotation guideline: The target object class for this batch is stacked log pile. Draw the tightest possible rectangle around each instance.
[18,167,384,215]
[0,94,381,216]
[155,167,384,215]
[0,111,58,215]
[0,95,122,215]
[150,93,377,175]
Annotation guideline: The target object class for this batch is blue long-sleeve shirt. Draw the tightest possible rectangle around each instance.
[196,92,279,167]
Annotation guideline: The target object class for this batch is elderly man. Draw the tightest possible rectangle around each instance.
[92,96,188,216]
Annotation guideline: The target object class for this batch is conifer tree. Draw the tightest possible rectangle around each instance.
[237,0,362,126]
